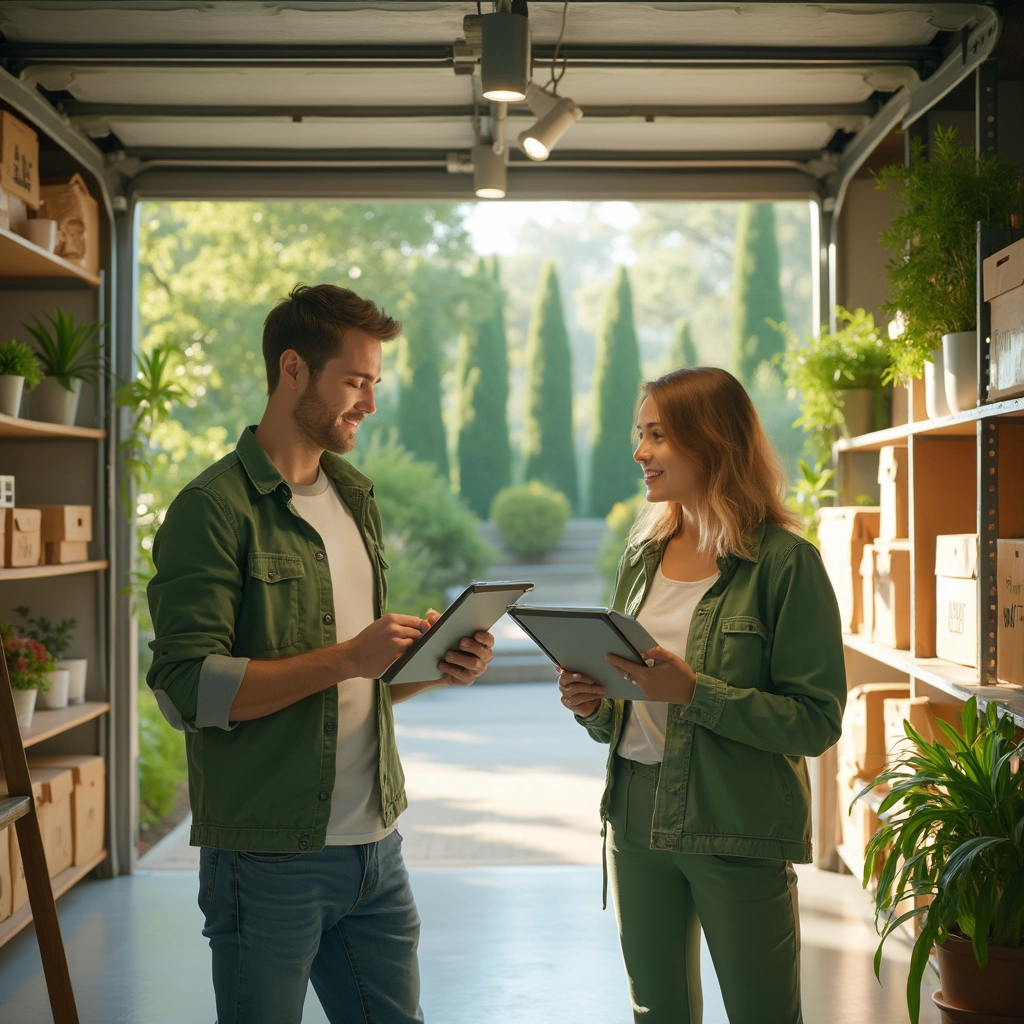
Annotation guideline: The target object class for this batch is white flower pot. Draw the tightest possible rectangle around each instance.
[39,669,70,709]
[942,330,978,414]
[924,348,952,420]
[837,388,875,439]
[56,658,88,704]
[33,376,82,426]
[12,687,37,729]
[0,374,25,417]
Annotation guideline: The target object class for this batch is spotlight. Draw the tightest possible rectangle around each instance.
[481,8,530,102]
[518,83,582,161]
[473,143,507,199]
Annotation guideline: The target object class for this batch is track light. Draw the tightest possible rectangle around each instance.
[480,7,530,102]
[473,143,507,199]
[517,82,582,161]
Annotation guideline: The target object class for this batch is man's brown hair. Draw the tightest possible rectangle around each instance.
[262,283,402,392]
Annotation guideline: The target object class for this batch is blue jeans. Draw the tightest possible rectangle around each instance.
[198,831,423,1024]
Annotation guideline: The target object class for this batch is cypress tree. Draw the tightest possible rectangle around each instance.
[589,265,642,518]
[666,317,698,372]
[456,256,511,518]
[521,260,578,509]
[732,203,785,384]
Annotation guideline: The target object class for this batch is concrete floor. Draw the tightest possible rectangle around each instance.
[0,684,939,1023]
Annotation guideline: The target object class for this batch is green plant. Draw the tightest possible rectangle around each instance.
[0,339,43,389]
[491,481,570,559]
[665,318,698,372]
[23,308,105,390]
[138,686,187,829]
[876,125,1023,385]
[0,624,53,690]
[784,457,837,546]
[777,307,892,456]
[14,606,77,659]
[733,202,786,384]
[596,489,645,597]
[861,698,1024,1024]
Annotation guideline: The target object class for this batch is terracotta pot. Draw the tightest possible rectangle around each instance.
[12,687,37,729]
[33,376,82,425]
[38,669,70,709]
[0,374,25,417]
[936,932,1024,1018]
[56,658,88,704]
[932,990,1024,1024]
[942,331,979,414]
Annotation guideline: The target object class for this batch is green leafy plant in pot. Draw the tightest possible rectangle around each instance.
[24,307,105,426]
[0,339,43,418]
[14,605,86,705]
[875,126,1023,415]
[859,697,1024,1023]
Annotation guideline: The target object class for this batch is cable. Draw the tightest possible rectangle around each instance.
[549,2,569,94]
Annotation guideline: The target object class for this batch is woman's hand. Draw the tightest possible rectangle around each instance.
[606,646,697,704]
[557,669,606,719]
[425,609,496,687]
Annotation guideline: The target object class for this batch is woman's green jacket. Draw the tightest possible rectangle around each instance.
[578,520,846,863]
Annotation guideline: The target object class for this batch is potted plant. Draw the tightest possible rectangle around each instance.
[24,307,105,425]
[778,306,893,452]
[860,697,1024,1023]
[1,623,53,729]
[15,606,85,706]
[0,339,44,417]
[876,125,1023,414]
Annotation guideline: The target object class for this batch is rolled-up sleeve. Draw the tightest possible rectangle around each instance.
[147,487,248,732]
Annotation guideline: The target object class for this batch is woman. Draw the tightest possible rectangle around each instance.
[559,367,845,1024]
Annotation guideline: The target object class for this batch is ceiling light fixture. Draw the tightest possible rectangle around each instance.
[480,2,531,102]
[473,143,507,199]
[517,82,582,161]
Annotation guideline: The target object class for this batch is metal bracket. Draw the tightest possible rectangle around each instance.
[979,418,998,684]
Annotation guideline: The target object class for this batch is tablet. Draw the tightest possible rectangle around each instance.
[506,606,658,701]
[382,581,534,685]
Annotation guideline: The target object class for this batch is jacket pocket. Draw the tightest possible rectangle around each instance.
[244,552,305,652]
[719,615,770,687]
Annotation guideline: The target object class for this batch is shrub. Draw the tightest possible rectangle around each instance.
[138,687,187,829]
[0,339,43,388]
[491,482,569,559]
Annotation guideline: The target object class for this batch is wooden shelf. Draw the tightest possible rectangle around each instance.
[837,842,866,881]
[20,701,110,748]
[0,413,105,440]
[0,850,107,949]
[0,228,101,287]
[0,560,108,582]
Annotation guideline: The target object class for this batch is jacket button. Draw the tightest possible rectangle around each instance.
[318,791,328,801]
[298,836,310,850]
[315,551,325,561]
[267,570,277,580]
[324,721,335,733]
[323,613,333,625]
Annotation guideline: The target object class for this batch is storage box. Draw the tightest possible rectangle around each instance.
[860,544,875,638]
[838,761,883,857]
[983,238,1024,402]
[4,507,41,567]
[935,534,979,668]
[839,682,911,778]
[878,446,909,541]
[0,111,39,210]
[0,825,11,922]
[24,504,92,564]
[29,755,105,866]
[0,776,44,911]
[39,174,101,276]
[884,696,963,764]
[817,507,881,634]
[873,540,911,649]
[997,539,1024,686]
[29,767,74,878]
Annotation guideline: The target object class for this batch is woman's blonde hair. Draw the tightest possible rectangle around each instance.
[629,366,801,558]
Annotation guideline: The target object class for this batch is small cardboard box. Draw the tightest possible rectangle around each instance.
[935,534,979,668]
[983,238,1024,402]
[24,504,92,564]
[29,767,74,878]
[4,508,41,567]
[997,539,1024,686]
[39,174,101,276]
[817,507,881,634]
[839,682,911,778]
[0,111,39,210]
[860,544,876,638]
[884,697,963,764]
[873,540,911,649]
[29,755,105,866]
[0,776,45,911]
[838,760,883,858]
[0,825,11,922]
[878,446,909,541]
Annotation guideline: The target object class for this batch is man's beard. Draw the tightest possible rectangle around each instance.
[293,377,359,454]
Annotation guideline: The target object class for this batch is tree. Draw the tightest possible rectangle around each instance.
[455,256,511,518]
[521,260,578,509]
[589,265,642,517]
[732,203,785,383]
[666,317,698,372]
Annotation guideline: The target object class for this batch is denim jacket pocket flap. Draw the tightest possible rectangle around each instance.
[720,615,770,641]
[248,552,305,583]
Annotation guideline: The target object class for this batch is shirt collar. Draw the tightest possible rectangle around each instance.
[627,519,766,569]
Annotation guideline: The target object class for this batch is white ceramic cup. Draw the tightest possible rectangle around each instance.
[23,218,58,252]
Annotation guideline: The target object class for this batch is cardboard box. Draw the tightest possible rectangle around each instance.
[878,446,909,541]
[29,755,105,866]
[0,777,44,911]
[39,174,101,276]
[29,767,74,878]
[24,504,92,564]
[4,507,41,567]
[860,544,875,638]
[0,111,39,210]
[817,507,881,633]
[997,539,1024,686]
[935,534,979,668]
[873,540,911,649]
[839,682,911,778]
[838,761,884,858]
[0,825,11,922]
[884,697,964,764]
[983,238,1024,402]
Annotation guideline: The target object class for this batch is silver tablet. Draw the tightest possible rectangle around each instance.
[506,606,658,701]
[382,581,534,685]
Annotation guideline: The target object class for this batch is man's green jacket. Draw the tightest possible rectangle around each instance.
[146,426,406,853]
[579,520,846,862]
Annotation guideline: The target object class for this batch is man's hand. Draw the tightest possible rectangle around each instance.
[606,645,697,704]
[338,613,428,681]
[557,669,606,718]
[428,606,494,686]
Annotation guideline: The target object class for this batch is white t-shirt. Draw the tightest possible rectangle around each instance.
[616,564,720,765]
[289,469,394,845]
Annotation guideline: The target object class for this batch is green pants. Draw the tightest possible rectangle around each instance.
[608,755,802,1024]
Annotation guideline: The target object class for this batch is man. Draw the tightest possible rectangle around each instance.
[147,283,495,1024]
